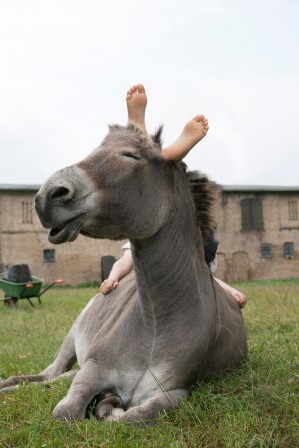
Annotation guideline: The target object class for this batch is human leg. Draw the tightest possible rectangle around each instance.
[161,115,209,161]
[126,83,147,131]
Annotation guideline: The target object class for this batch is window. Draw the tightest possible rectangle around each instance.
[22,201,33,224]
[44,249,55,263]
[241,198,264,230]
[288,200,298,220]
[283,242,294,259]
[261,243,272,259]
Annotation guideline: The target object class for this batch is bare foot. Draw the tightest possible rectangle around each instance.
[231,290,247,308]
[161,115,209,161]
[214,277,247,308]
[126,84,147,131]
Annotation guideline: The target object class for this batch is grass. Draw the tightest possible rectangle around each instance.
[0,281,298,448]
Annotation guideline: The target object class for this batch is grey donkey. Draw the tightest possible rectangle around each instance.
[0,124,247,423]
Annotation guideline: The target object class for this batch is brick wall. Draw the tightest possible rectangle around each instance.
[214,189,299,281]
[0,189,124,285]
[1,186,299,284]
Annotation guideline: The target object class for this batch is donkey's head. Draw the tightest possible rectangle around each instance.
[35,125,186,244]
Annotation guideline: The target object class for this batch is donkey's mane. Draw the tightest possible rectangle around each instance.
[184,167,219,242]
[109,124,219,242]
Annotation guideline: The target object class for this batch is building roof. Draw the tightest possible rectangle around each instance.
[222,185,299,193]
[1,184,299,193]
[0,184,40,192]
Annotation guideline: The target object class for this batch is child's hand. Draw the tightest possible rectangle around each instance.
[100,279,119,295]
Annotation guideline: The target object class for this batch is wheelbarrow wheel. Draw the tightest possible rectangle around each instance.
[4,296,18,308]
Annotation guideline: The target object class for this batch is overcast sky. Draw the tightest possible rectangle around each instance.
[1,0,298,187]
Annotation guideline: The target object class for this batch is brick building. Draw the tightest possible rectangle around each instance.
[0,184,123,285]
[214,186,299,281]
[0,184,298,284]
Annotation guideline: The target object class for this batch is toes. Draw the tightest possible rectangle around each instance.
[240,297,247,307]
[128,84,145,95]
[127,86,137,95]
[239,300,246,308]
[131,85,138,93]
[192,114,205,123]
[127,84,143,100]
[137,83,145,93]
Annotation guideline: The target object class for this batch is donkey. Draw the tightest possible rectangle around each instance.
[0,124,247,423]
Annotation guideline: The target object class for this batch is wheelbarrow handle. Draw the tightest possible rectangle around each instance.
[39,279,64,297]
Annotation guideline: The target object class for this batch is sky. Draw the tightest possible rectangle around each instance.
[1,0,299,187]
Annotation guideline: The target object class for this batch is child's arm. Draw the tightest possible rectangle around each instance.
[100,249,133,295]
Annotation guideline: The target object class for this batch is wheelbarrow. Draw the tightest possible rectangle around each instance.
[0,276,64,307]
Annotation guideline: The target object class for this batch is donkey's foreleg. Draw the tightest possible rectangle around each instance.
[52,359,103,421]
[0,370,79,393]
[0,326,77,391]
[118,388,189,425]
[39,326,77,378]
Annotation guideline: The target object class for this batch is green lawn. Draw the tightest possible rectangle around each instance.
[0,281,298,448]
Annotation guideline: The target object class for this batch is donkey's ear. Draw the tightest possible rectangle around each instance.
[151,125,163,151]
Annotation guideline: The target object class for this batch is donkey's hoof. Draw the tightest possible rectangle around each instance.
[0,376,21,388]
[94,395,124,421]
[107,408,125,421]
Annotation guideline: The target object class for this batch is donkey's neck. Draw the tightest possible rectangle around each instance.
[130,203,211,318]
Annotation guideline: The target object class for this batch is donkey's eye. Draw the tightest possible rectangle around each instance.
[120,151,141,161]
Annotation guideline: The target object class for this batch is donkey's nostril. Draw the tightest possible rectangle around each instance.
[49,186,71,200]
